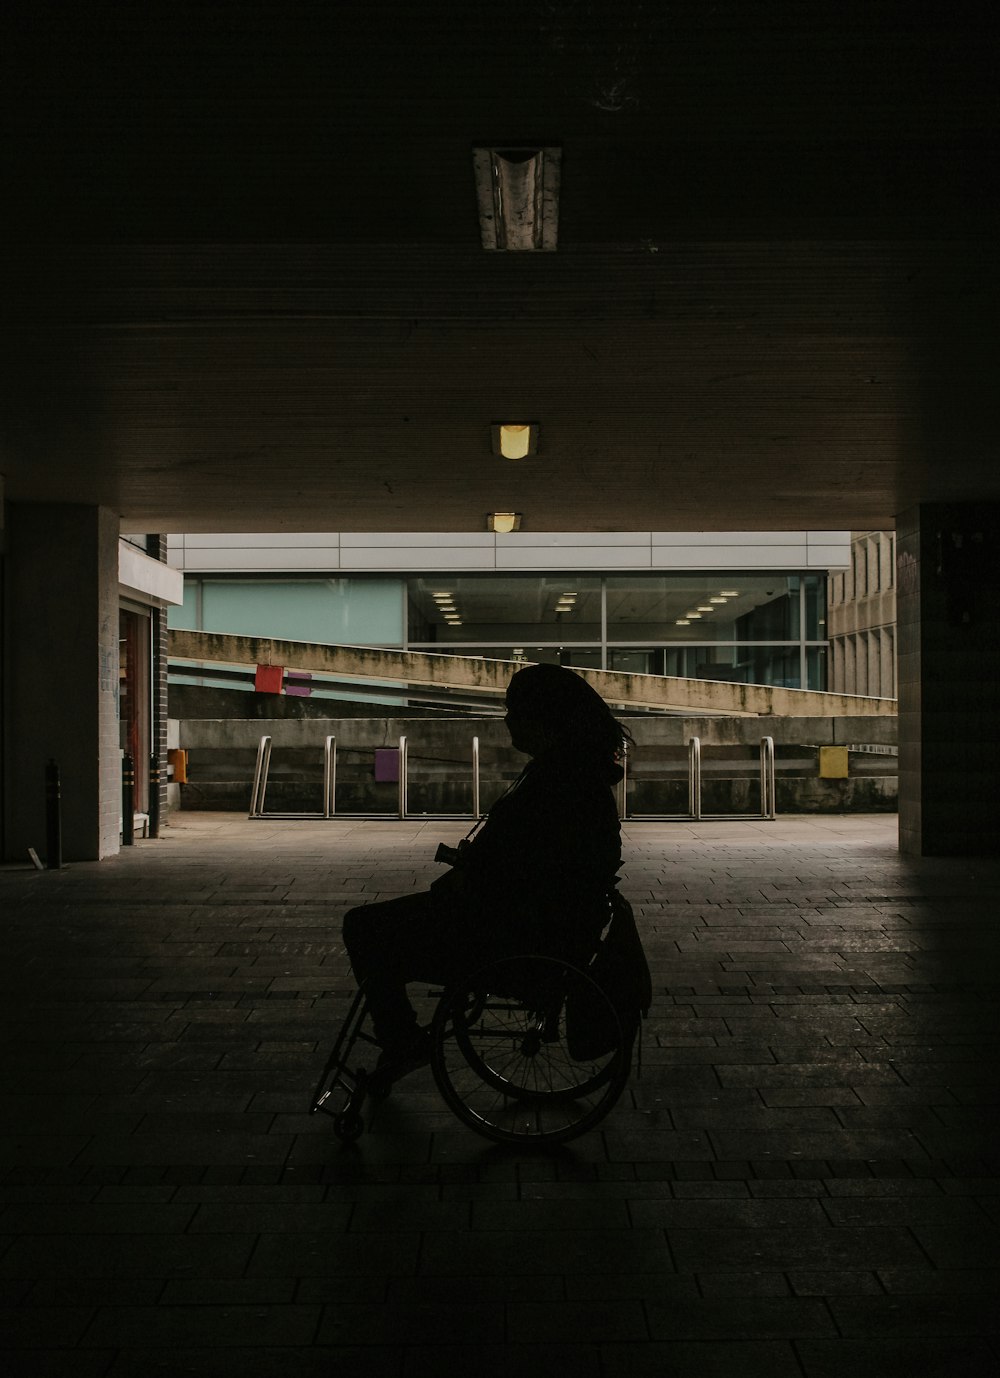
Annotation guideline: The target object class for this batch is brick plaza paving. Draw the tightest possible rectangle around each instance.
[1,810,998,1376]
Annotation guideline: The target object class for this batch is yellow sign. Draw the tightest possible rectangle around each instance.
[819,746,849,779]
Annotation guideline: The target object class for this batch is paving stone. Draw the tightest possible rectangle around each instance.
[695,1270,791,1296]
[319,1300,503,1346]
[84,1302,324,1349]
[0,1354,116,1378]
[795,1337,998,1378]
[246,1231,420,1278]
[106,1346,404,1377]
[419,1228,675,1277]
[508,1298,648,1343]
[0,1233,257,1280]
[646,1296,836,1340]
[631,1198,826,1228]
[669,1226,927,1271]
[402,1344,601,1378]
[600,1339,802,1377]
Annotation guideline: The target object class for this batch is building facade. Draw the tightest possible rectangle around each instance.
[167,530,849,693]
[827,531,897,699]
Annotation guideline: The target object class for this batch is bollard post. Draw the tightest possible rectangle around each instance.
[44,759,62,870]
[148,754,160,838]
[122,752,135,846]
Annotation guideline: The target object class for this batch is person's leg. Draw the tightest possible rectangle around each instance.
[342,891,459,1055]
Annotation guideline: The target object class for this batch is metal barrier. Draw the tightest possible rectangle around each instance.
[246,731,777,823]
[398,734,481,821]
[251,733,482,821]
[249,735,336,819]
[760,735,777,820]
[688,736,703,820]
[687,735,776,822]
[621,735,775,822]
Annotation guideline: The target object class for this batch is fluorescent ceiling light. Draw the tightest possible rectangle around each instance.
[685,612,702,619]
[492,423,538,459]
[473,147,562,251]
[720,590,739,597]
[709,596,727,604]
[487,512,522,533]
[697,606,714,613]
[675,619,690,626]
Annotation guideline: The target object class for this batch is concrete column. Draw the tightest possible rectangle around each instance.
[896,503,1000,856]
[2,503,120,861]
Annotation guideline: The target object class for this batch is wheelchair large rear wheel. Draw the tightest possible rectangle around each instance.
[430,955,632,1146]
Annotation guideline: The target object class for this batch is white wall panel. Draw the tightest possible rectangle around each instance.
[167,530,851,574]
[343,547,498,570]
[497,545,651,569]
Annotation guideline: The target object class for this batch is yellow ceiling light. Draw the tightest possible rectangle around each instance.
[685,612,702,619]
[487,512,522,533]
[491,423,539,459]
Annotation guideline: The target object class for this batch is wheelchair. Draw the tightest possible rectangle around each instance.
[310,949,636,1147]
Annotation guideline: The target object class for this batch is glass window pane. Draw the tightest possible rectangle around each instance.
[606,575,800,642]
[167,578,201,630]
[200,578,403,645]
[408,574,601,645]
[804,575,826,640]
[807,646,827,691]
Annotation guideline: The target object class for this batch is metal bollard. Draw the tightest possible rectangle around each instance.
[45,759,63,869]
[122,752,135,846]
[148,753,160,839]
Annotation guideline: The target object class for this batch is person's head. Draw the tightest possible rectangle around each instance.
[504,663,632,762]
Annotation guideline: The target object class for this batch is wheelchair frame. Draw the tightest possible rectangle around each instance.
[310,952,635,1147]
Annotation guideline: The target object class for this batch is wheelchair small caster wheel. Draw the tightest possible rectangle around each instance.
[333,1110,364,1143]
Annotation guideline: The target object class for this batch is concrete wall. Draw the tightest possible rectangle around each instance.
[173,715,898,817]
[3,503,121,860]
[896,503,1000,855]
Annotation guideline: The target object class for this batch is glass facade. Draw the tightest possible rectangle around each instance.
[408,572,828,689]
[171,571,829,690]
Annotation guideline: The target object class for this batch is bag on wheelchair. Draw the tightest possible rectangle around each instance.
[565,889,651,1060]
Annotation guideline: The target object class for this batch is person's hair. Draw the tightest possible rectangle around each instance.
[505,663,633,761]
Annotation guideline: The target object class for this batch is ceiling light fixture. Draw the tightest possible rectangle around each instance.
[491,423,539,459]
[697,606,714,613]
[709,596,727,604]
[675,619,691,626]
[720,590,739,597]
[685,612,702,619]
[473,146,562,251]
[487,512,522,533]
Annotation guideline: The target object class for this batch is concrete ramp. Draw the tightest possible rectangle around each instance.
[168,629,895,718]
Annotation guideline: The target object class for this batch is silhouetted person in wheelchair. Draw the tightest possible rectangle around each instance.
[342,662,634,1088]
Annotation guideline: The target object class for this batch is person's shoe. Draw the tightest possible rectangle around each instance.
[368,1027,432,1096]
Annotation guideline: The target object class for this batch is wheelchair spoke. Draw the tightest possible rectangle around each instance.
[431,955,632,1145]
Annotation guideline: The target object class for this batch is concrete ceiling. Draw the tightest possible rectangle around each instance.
[2,2,998,533]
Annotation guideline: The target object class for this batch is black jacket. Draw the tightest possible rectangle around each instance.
[432,748,622,960]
